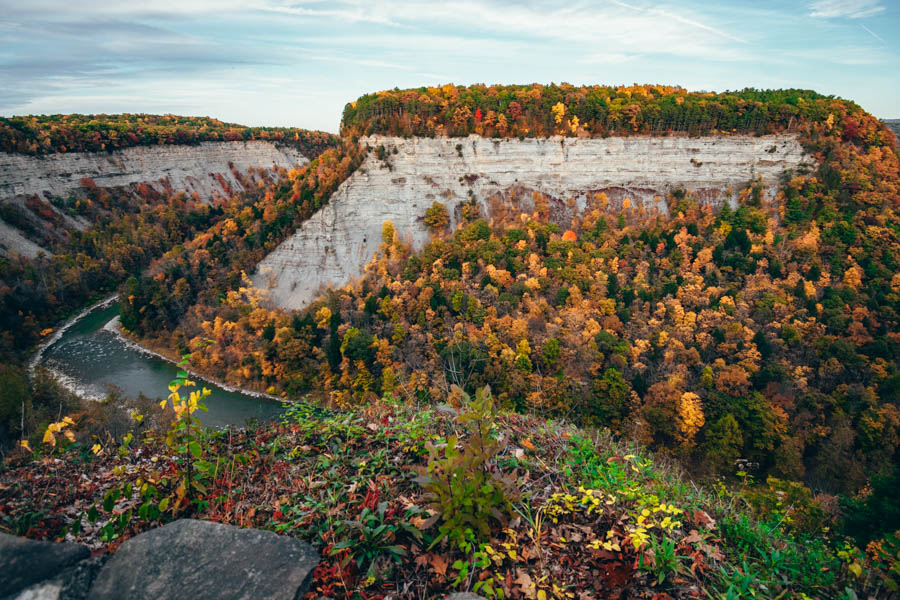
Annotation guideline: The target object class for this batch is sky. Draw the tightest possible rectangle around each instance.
[1,0,899,132]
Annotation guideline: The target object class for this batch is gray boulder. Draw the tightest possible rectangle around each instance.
[88,519,318,600]
[0,533,90,599]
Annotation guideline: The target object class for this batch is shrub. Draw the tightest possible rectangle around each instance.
[416,385,519,550]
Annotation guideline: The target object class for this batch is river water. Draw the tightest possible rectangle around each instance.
[40,303,285,428]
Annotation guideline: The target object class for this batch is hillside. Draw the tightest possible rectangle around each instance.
[0,117,337,370]
[0,114,339,259]
[3,85,900,599]
[0,113,336,157]
[3,391,898,598]
[119,84,900,493]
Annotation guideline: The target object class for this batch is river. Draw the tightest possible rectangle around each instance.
[38,302,285,428]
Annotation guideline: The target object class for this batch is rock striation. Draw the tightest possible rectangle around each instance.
[0,141,307,204]
[254,134,811,310]
[0,141,308,257]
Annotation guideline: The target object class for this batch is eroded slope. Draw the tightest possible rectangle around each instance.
[255,134,809,309]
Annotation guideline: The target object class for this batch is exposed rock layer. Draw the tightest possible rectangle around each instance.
[0,141,308,257]
[255,134,810,310]
[0,141,307,203]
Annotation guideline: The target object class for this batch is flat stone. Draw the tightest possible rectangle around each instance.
[88,519,319,600]
[445,594,487,600]
[0,533,89,599]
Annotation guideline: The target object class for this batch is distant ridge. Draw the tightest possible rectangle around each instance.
[885,119,900,138]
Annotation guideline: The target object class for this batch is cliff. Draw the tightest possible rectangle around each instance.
[254,134,810,310]
[0,141,308,257]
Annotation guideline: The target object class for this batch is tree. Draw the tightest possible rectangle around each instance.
[702,414,743,473]
[589,368,629,427]
[424,202,450,234]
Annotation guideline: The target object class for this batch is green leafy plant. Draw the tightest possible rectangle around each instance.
[161,352,213,512]
[331,500,423,582]
[416,385,519,550]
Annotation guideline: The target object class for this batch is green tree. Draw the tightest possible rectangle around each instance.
[589,368,629,426]
[702,414,743,473]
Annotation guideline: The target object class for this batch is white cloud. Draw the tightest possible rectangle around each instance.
[809,0,885,19]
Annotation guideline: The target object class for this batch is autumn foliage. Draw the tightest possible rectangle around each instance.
[0,113,338,157]
[341,83,899,143]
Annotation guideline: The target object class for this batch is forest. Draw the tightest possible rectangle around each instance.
[0,113,338,157]
[340,83,887,140]
[2,87,900,598]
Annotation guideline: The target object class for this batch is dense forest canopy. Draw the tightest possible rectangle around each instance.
[0,113,339,157]
[341,83,897,144]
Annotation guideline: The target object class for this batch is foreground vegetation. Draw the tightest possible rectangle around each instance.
[2,384,898,599]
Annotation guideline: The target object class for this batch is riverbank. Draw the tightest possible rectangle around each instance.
[27,295,121,375]
[102,316,286,404]
[30,300,285,427]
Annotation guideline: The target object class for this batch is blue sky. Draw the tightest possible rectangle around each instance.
[2,0,898,132]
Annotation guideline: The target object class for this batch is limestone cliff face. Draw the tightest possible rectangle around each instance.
[0,141,307,202]
[254,134,811,310]
[0,141,308,257]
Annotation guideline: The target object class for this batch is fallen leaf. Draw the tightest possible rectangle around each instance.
[683,529,703,544]
[428,553,449,577]
[514,569,536,599]
[690,509,716,530]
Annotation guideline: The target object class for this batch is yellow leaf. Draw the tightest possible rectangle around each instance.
[92,443,102,455]
[849,562,862,578]
[19,440,31,451]
[64,430,75,443]
[538,590,547,600]
[43,429,55,445]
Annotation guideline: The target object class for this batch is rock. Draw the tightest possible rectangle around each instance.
[88,519,319,600]
[59,557,106,600]
[0,142,308,257]
[0,142,307,206]
[0,533,90,599]
[255,134,810,310]
[445,594,487,600]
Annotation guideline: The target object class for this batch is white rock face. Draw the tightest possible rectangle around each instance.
[255,134,811,310]
[0,141,308,257]
[0,141,307,203]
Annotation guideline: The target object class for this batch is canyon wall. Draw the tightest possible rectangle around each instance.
[254,134,811,310]
[0,141,308,257]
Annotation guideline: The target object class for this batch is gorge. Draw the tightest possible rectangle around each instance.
[0,140,309,257]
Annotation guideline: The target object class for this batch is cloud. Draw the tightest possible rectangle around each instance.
[808,0,885,19]
[860,24,885,43]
